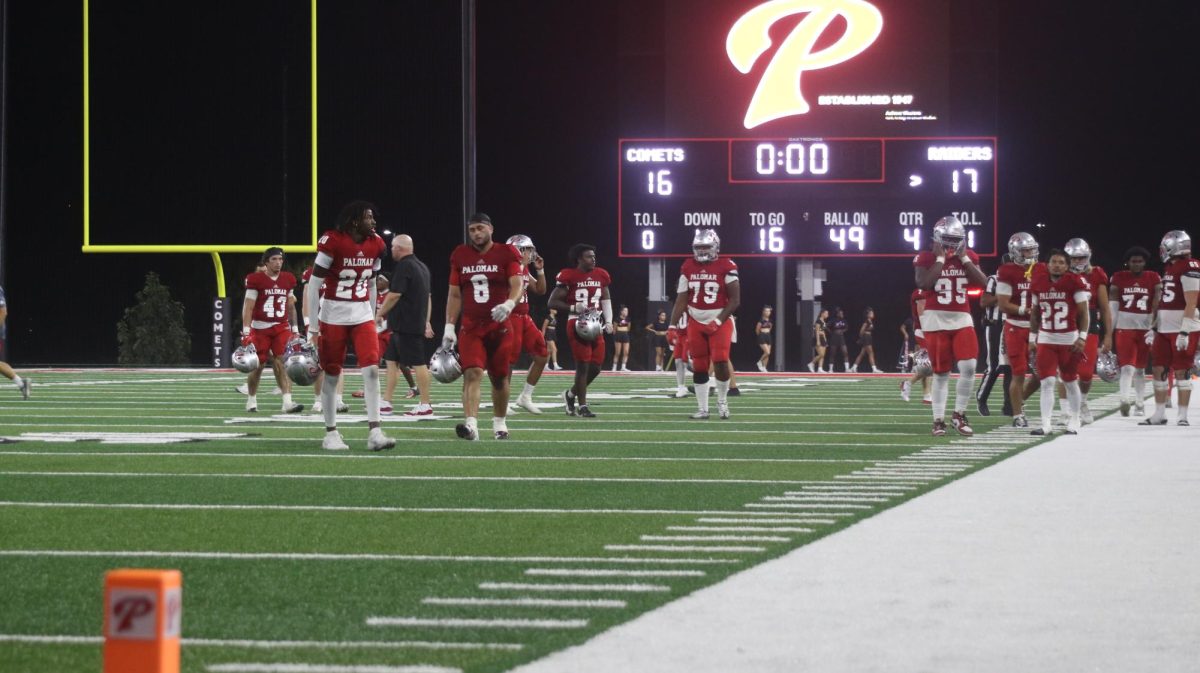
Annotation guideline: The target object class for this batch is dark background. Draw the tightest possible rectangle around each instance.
[3,1,1197,370]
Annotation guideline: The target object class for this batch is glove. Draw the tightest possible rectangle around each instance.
[491,299,516,322]
[240,333,253,347]
[442,323,458,349]
[1176,331,1190,350]
[713,316,723,327]
[603,322,614,334]
[667,328,677,346]
[574,301,589,314]
[1144,329,1156,346]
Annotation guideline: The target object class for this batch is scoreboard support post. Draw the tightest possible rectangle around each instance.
[796,260,825,368]
[774,257,786,371]
[645,259,671,371]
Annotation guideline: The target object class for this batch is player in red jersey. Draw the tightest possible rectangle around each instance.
[444,213,525,440]
[1108,247,1161,416]
[304,200,395,452]
[300,263,347,415]
[669,229,740,420]
[1061,238,1110,424]
[503,234,550,415]
[1028,249,1092,435]
[1142,230,1200,426]
[548,243,613,418]
[240,247,303,414]
[913,216,988,436]
[994,232,1048,427]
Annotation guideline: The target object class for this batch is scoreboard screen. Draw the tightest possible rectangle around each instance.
[616,0,997,258]
[618,136,996,257]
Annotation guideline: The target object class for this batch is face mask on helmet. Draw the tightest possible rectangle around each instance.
[692,229,720,262]
[1160,230,1192,263]
[1007,232,1039,266]
[1064,238,1092,273]
[932,216,966,253]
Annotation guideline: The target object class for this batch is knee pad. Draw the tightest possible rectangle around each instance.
[693,371,710,385]
[1176,380,1193,391]
[1153,380,1169,392]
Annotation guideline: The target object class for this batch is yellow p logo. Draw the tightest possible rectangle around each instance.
[727,0,883,129]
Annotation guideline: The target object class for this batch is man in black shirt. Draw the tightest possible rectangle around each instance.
[375,234,434,415]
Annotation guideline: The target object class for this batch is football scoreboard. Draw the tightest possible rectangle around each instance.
[618,136,996,258]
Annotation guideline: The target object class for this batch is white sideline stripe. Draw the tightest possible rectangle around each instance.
[421,597,626,609]
[604,544,765,553]
[666,526,815,533]
[0,501,825,519]
[761,495,891,503]
[744,503,870,510]
[0,450,900,465]
[0,470,834,485]
[788,484,919,491]
[873,462,971,469]
[480,582,670,593]
[0,634,521,651]
[524,569,705,578]
[833,476,936,482]
[641,535,791,543]
[366,617,587,630]
[207,665,459,673]
[0,550,737,565]
[696,518,837,525]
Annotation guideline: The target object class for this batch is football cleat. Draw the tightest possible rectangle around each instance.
[1119,400,1131,417]
[900,380,911,402]
[494,430,510,440]
[311,401,323,413]
[379,402,393,415]
[367,427,396,452]
[717,402,730,419]
[563,390,577,416]
[236,383,250,395]
[1134,402,1145,416]
[516,395,542,415]
[727,388,741,396]
[322,431,349,451]
[17,378,31,400]
[1030,428,1047,436]
[1139,417,1167,426]
[245,399,258,413]
[690,409,710,420]
[932,420,947,436]
[951,411,974,436]
[756,362,767,373]
[282,402,304,414]
[976,397,990,416]
[673,388,689,398]
[1012,414,1029,428]
[336,401,350,413]
[455,423,480,441]
[577,405,596,418]
[1080,403,1094,425]
[1179,419,1191,427]
[405,404,434,416]
[1066,414,1082,434]
[351,390,365,398]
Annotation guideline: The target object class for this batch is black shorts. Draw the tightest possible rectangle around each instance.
[828,333,846,348]
[385,333,427,368]
[652,334,668,349]
[614,332,631,344]
[757,332,771,345]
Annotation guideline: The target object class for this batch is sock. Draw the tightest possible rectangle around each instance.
[695,382,710,411]
[12,376,22,388]
[1065,380,1082,418]
[1152,381,1168,420]
[932,373,950,421]
[955,360,975,413]
[321,374,339,428]
[465,416,478,431]
[715,379,730,404]
[494,416,508,433]
[675,360,687,388]
[1133,370,1146,403]
[361,365,381,423]
[282,393,294,406]
[522,382,536,398]
[246,394,257,407]
[1039,377,1057,431]
[1058,394,1070,417]
[1119,365,1134,401]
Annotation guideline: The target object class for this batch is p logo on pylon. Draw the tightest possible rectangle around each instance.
[104,569,182,673]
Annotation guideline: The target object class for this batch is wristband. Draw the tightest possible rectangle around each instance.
[935,256,946,264]
[443,323,457,340]
[242,326,251,337]
[960,255,971,264]
[1076,331,1085,341]
[1017,305,1026,317]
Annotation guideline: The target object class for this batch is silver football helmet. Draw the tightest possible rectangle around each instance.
[1095,350,1119,383]
[693,229,720,262]
[429,346,463,384]
[574,308,604,342]
[1160,230,1192,262]
[1064,238,1092,272]
[911,348,932,377]
[283,338,320,386]
[231,343,260,374]
[506,234,534,251]
[931,216,966,252]
[1007,232,1039,266]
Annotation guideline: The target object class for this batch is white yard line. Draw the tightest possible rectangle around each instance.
[207,665,460,673]
[480,582,670,593]
[604,544,765,553]
[524,569,705,578]
[366,617,587,630]
[0,634,521,651]
[421,597,626,609]
[0,451,886,464]
[695,518,837,525]
[666,526,814,534]
[641,535,791,543]
[0,470,847,485]
[0,550,737,565]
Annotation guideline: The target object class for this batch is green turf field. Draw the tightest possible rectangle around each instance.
[0,369,1110,672]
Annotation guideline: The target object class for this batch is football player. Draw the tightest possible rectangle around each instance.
[304,201,395,452]
[301,262,347,415]
[444,213,525,439]
[913,216,988,436]
[0,284,31,400]
[548,243,613,418]
[240,247,304,414]
[900,288,931,404]
[669,229,740,420]
[1028,249,1092,435]
[1142,229,1200,426]
[994,232,1047,427]
[505,234,550,415]
[1059,238,1110,424]
[1108,247,1161,416]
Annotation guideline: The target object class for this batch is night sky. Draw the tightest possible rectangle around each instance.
[2,1,1197,369]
